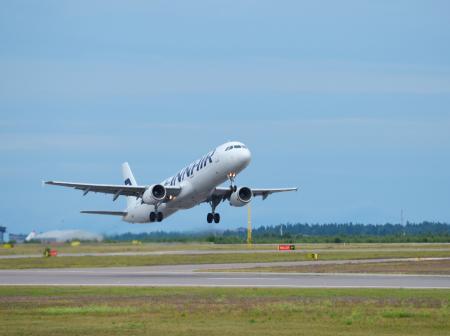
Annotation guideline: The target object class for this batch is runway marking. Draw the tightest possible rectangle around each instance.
[203,272,450,278]
[205,277,285,280]
[3,269,449,278]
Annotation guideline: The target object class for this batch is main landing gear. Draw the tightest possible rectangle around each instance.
[207,212,220,224]
[207,195,221,223]
[149,211,163,222]
[150,204,163,222]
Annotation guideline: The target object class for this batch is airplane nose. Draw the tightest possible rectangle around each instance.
[241,148,252,167]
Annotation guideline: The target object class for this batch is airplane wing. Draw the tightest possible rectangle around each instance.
[45,181,181,201]
[211,186,298,201]
[80,210,127,216]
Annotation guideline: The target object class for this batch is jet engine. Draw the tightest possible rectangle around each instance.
[229,187,253,207]
[142,184,167,204]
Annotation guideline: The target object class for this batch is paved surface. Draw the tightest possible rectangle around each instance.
[1,258,449,288]
[1,248,450,259]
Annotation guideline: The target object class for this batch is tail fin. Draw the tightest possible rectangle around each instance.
[25,231,37,242]
[122,162,138,209]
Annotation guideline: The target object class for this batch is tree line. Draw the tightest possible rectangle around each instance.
[106,221,450,244]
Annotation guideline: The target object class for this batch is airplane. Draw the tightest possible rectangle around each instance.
[45,141,298,224]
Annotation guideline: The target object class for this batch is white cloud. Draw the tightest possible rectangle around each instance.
[0,133,122,151]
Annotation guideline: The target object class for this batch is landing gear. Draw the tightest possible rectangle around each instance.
[206,212,220,223]
[205,173,238,224]
[149,212,156,222]
[157,212,163,222]
[150,203,164,222]
[227,172,237,192]
[207,195,221,223]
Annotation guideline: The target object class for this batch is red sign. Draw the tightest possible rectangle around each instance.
[278,244,296,251]
[50,250,58,257]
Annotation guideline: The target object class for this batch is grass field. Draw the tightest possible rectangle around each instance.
[2,242,450,270]
[1,242,449,255]
[0,286,449,336]
[0,242,266,255]
[208,259,450,275]
[2,250,450,269]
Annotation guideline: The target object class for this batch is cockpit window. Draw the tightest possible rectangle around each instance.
[225,146,233,151]
[234,145,241,149]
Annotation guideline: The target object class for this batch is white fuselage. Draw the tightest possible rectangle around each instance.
[123,142,251,223]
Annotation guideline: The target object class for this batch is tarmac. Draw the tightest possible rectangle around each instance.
[1,258,449,288]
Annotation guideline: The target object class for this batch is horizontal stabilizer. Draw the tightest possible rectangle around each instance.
[80,210,127,216]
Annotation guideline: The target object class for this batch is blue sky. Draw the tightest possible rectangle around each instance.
[1,1,450,235]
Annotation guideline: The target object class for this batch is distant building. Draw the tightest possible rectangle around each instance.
[0,226,6,243]
[25,230,103,242]
[9,233,27,244]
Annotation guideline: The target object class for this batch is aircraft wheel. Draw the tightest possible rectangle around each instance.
[207,213,213,223]
[157,212,163,222]
[149,212,156,222]
[213,213,220,224]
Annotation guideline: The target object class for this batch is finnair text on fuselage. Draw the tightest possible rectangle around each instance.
[164,150,216,186]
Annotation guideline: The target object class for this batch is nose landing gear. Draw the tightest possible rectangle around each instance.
[205,172,240,224]
[227,172,237,192]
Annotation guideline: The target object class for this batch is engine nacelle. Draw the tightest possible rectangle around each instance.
[142,184,166,205]
[229,187,253,207]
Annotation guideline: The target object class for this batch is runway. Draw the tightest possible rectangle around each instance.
[1,260,449,288]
